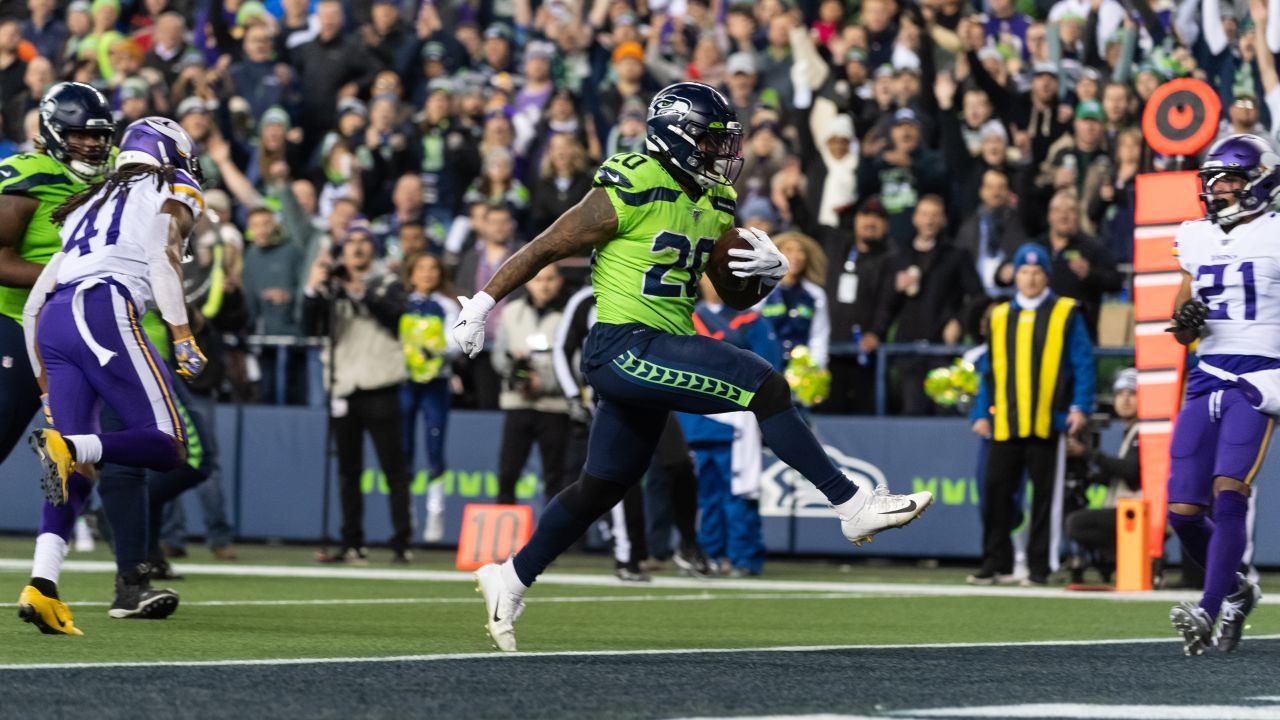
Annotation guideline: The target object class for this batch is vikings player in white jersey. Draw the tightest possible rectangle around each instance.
[22,117,207,619]
[1166,134,1280,655]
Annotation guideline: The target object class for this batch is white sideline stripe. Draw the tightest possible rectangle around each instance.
[1134,321,1174,336]
[58,592,900,608]
[675,715,884,720]
[1133,272,1183,287]
[2,635,1277,672]
[896,703,1280,719]
[1137,370,1180,385]
[1134,224,1180,240]
[0,559,1252,604]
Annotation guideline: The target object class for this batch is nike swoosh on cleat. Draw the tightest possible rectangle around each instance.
[493,609,502,623]
[878,500,918,515]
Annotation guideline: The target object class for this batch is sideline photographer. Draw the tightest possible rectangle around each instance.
[303,225,412,564]
[1064,368,1140,584]
[492,264,570,505]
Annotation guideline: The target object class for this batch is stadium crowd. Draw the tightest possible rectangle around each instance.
[1,0,1268,418]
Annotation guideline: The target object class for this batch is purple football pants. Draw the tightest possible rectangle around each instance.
[1168,387,1272,619]
[36,281,183,471]
[1168,388,1273,506]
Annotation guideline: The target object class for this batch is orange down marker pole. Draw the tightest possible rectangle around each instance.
[1131,78,1221,577]
[1115,499,1152,591]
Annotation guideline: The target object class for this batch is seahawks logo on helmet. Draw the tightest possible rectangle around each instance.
[651,96,692,118]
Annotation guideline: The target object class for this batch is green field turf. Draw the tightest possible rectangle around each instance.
[0,536,1274,666]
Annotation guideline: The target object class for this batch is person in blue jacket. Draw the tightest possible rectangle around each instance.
[969,243,1095,587]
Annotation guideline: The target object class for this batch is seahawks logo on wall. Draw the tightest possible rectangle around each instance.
[1142,78,1221,157]
[760,445,887,518]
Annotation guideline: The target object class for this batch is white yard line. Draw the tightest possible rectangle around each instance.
[2,635,1277,671]
[895,703,1280,719]
[0,559,1241,604]
[58,592,900,607]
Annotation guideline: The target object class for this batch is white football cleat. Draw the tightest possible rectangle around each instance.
[835,485,933,546]
[475,563,525,652]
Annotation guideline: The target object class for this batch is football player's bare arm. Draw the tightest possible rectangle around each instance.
[0,194,41,287]
[482,188,618,302]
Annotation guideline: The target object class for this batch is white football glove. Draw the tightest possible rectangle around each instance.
[452,291,496,359]
[726,227,789,286]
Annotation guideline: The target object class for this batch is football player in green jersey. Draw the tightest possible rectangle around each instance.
[2,82,114,635]
[456,82,934,652]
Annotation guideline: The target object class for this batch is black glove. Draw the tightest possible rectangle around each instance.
[1170,299,1209,331]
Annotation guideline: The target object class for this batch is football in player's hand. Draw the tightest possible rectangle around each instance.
[708,228,752,291]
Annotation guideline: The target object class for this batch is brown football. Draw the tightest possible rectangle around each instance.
[707,227,752,291]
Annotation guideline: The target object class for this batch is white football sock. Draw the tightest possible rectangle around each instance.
[64,434,102,464]
[501,557,528,597]
[32,533,69,585]
[832,489,867,522]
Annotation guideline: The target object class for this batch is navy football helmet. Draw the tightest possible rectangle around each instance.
[37,82,115,182]
[646,82,743,188]
[1198,134,1280,225]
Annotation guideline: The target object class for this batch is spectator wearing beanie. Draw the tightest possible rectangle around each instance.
[970,241,1095,586]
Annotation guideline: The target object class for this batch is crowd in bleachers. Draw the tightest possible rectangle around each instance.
[0,0,1264,413]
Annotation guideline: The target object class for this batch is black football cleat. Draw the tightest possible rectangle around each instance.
[1170,601,1214,656]
[109,564,179,619]
[673,542,715,578]
[1216,573,1262,653]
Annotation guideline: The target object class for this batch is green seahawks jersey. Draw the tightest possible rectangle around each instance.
[591,152,736,336]
[0,152,87,324]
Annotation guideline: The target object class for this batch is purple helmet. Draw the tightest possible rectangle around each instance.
[1199,134,1280,225]
[115,116,203,185]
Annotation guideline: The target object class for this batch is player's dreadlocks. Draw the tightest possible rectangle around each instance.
[52,164,178,226]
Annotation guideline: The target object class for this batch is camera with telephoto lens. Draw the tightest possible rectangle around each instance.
[327,243,350,282]
[508,355,535,393]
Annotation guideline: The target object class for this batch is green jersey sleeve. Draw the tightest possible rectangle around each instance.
[0,153,87,324]
[589,153,737,336]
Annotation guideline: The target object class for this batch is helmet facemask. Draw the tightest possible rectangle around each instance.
[664,121,743,189]
[1199,166,1272,226]
[691,123,744,187]
[60,128,114,182]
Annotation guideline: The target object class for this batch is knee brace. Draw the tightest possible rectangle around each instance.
[747,372,793,421]
[555,473,631,522]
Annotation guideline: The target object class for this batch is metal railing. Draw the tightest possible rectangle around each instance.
[244,336,1136,416]
[824,341,1135,416]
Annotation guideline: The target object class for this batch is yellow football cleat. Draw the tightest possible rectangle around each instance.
[28,429,74,505]
[18,585,84,636]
